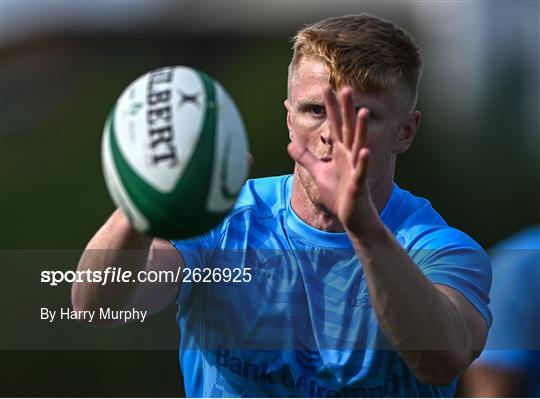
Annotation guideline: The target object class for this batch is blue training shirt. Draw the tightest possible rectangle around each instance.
[171,175,492,397]
[472,226,540,397]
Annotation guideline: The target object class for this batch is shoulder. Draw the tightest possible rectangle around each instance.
[228,174,291,219]
[172,175,290,248]
[197,174,290,243]
[389,185,483,252]
[390,186,492,326]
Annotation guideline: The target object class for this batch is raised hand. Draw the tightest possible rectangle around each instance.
[287,86,378,234]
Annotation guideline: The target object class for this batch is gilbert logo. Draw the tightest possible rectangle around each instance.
[146,67,177,166]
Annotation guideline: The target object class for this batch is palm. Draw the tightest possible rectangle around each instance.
[288,86,373,230]
[310,142,357,211]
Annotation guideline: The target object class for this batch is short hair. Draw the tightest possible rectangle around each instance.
[288,14,423,109]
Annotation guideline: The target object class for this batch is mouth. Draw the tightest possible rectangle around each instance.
[320,156,332,162]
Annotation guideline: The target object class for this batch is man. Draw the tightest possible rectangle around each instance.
[460,226,540,397]
[73,14,491,396]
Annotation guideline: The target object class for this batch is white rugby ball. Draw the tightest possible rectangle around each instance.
[101,66,249,239]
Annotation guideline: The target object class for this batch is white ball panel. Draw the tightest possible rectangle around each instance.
[205,81,249,213]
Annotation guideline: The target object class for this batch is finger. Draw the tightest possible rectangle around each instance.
[323,86,342,143]
[287,142,319,175]
[353,148,370,185]
[352,108,370,166]
[340,87,356,149]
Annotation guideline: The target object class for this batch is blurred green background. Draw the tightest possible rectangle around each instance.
[0,1,538,396]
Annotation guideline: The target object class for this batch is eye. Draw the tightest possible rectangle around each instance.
[310,105,325,116]
[299,103,326,118]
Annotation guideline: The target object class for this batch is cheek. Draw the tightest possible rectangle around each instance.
[364,125,396,170]
[365,125,385,151]
[290,114,324,142]
[293,113,322,131]
[365,122,396,151]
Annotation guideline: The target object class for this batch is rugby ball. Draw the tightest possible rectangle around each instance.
[101,66,249,239]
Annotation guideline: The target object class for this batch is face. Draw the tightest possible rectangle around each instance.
[285,56,420,206]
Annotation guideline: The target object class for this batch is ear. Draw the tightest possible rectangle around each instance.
[284,99,294,141]
[394,110,421,154]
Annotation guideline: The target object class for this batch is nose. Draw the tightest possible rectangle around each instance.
[320,129,332,145]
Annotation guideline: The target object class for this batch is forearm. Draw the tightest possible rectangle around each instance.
[348,219,470,384]
[72,209,153,314]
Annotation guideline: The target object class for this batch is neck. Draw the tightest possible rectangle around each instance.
[290,170,393,233]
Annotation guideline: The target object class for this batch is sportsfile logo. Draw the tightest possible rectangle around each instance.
[214,349,400,397]
[40,267,183,286]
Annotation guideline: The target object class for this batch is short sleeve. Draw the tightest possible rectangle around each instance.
[407,227,493,328]
[170,228,221,305]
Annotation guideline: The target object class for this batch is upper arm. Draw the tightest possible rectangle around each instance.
[133,238,184,315]
[436,284,488,362]
[408,227,492,375]
[411,227,493,329]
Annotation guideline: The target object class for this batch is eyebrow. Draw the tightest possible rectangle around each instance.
[296,100,324,108]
